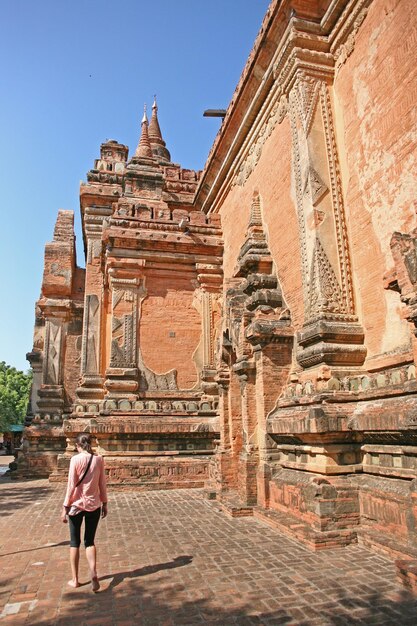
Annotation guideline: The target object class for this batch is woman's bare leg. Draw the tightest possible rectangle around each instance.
[86,545,100,591]
[68,547,80,587]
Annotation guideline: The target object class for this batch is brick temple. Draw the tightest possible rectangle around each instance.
[18,0,417,572]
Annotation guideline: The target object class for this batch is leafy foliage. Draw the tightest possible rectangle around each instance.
[0,362,32,432]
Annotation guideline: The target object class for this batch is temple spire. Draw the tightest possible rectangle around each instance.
[149,96,163,141]
[148,96,171,163]
[135,104,154,159]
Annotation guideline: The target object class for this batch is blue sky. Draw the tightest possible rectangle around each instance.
[0,0,270,373]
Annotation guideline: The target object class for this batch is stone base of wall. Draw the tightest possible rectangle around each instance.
[12,450,63,479]
[254,506,357,550]
[12,421,66,479]
[51,453,211,489]
[350,474,417,561]
[217,491,256,518]
[223,467,417,560]
[263,468,360,548]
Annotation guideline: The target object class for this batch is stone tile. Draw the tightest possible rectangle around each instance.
[1,479,417,626]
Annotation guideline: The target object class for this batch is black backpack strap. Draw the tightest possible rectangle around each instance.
[75,453,94,488]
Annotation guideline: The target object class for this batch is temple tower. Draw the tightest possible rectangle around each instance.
[20,102,223,489]
[17,0,417,577]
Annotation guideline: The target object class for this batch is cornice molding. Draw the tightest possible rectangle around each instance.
[194,0,372,214]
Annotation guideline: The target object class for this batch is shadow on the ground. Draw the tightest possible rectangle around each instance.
[102,555,193,590]
[0,485,52,517]
[0,540,70,558]
[0,474,48,484]
[26,561,417,626]
[0,577,13,590]
[298,581,417,626]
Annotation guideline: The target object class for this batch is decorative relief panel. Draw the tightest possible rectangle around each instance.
[304,166,328,206]
[291,76,321,137]
[43,319,63,385]
[232,96,287,187]
[202,291,215,368]
[307,237,347,320]
[386,229,417,335]
[109,277,142,368]
[288,74,354,320]
[86,238,102,265]
[82,295,100,375]
[332,5,369,74]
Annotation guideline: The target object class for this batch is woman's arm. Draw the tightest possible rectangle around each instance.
[99,456,108,518]
[61,457,77,522]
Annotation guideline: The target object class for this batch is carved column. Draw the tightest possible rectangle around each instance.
[213,373,233,494]
[26,350,42,422]
[252,340,293,508]
[201,291,214,368]
[235,361,258,506]
[196,263,222,394]
[76,206,112,404]
[280,44,366,369]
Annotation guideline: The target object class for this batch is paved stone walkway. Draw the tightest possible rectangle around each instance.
[0,478,416,625]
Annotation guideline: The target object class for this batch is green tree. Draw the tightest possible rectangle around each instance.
[0,362,32,433]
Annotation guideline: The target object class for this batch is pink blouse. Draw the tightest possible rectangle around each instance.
[63,453,108,512]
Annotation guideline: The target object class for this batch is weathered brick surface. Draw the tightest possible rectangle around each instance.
[1,478,417,625]
[194,0,417,563]
[18,0,417,568]
[140,277,202,389]
[334,0,417,366]
[220,118,305,330]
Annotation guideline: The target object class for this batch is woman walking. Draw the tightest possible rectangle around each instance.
[61,434,108,592]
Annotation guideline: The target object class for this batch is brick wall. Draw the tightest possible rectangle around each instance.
[140,274,202,389]
[334,0,417,367]
[220,117,305,329]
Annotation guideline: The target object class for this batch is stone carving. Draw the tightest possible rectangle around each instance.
[138,349,178,391]
[87,170,124,185]
[387,229,417,334]
[201,291,214,368]
[289,90,309,295]
[82,295,100,375]
[282,363,416,399]
[76,397,215,414]
[307,237,346,319]
[43,320,63,384]
[109,280,139,368]
[233,96,286,187]
[291,76,321,137]
[289,75,354,317]
[276,95,288,124]
[304,166,328,206]
[333,6,369,73]
[320,82,354,314]
[87,239,102,264]
[110,313,135,367]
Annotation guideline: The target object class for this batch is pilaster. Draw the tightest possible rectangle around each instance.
[196,263,223,394]
[275,26,366,370]
[76,205,112,403]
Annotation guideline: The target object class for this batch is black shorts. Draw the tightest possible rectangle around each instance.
[68,507,101,548]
